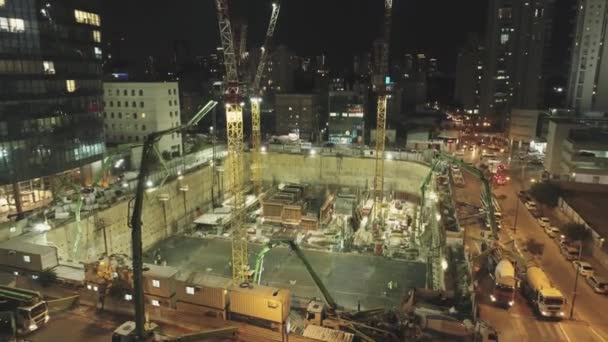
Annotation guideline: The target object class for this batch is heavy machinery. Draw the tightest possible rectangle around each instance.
[214,0,249,285]
[250,2,280,195]
[522,264,566,318]
[0,285,49,335]
[126,101,217,340]
[489,258,516,307]
[372,0,393,223]
[251,239,404,342]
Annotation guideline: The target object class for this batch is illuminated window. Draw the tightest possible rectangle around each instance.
[186,286,195,295]
[43,61,55,74]
[151,299,160,306]
[66,80,76,92]
[152,279,160,288]
[141,113,146,118]
[124,294,133,301]
[0,17,25,32]
[23,255,31,263]
[500,34,509,45]
[74,10,100,26]
[0,0,4,7]
[94,47,102,59]
[498,7,512,19]
[92,30,101,42]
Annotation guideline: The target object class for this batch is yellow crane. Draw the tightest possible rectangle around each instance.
[373,0,393,224]
[250,2,281,195]
[215,0,248,283]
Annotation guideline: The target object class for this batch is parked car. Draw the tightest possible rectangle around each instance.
[586,275,608,294]
[560,244,580,261]
[544,226,561,238]
[573,261,595,277]
[525,201,537,211]
[537,217,551,228]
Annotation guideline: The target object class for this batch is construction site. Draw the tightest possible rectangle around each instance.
[0,1,502,341]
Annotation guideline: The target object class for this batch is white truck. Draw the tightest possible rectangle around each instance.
[490,259,517,307]
[522,265,566,318]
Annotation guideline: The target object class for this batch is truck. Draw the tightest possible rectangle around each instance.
[489,259,516,307]
[0,285,49,335]
[522,265,566,318]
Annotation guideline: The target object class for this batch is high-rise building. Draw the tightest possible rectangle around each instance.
[328,91,366,144]
[481,0,553,126]
[455,35,484,114]
[270,45,297,93]
[275,94,319,141]
[103,82,182,156]
[567,0,608,112]
[0,0,105,216]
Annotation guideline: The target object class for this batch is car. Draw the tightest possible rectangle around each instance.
[525,201,537,211]
[586,275,608,294]
[537,217,550,228]
[560,244,580,261]
[544,226,560,238]
[573,261,595,277]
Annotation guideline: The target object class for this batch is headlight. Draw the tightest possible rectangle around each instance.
[541,311,548,316]
[508,300,514,306]
[490,294,496,302]
[29,323,38,331]
[560,312,565,316]
[44,314,50,323]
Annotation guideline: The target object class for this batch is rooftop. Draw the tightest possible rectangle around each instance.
[143,263,179,279]
[0,240,56,255]
[562,190,608,239]
[175,271,232,288]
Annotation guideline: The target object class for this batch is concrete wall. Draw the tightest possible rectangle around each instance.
[28,152,428,263]
[33,163,217,263]
[260,153,429,196]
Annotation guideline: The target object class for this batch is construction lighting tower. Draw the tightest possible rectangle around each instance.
[251,2,281,195]
[373,0,393,220]
[215,0,248,284]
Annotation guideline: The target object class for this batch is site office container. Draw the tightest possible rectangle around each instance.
[176,300,227,320]
[262,201,284,220]
[142,264,178,298]
[228,284,291,324]
[174,272,231,310]
[145,293,175,309]
[0,240,58,272]
[301,216,318,230]
[282,205,302,222]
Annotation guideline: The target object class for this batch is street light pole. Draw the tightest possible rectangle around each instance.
[513,195,520,233]
[569,245,583,319]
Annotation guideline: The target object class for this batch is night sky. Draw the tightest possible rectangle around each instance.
[103,0,487,73]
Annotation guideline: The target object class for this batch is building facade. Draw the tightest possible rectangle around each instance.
[454,35,483,114]
[481,0,553,126]
[275,94,319,141]
[566,0,608,112]
[328,91,366,144]
[561,129,608,184]
[103,82,182,156]
[0,0,105,214]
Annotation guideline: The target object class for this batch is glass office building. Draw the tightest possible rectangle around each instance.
[0,0,104,214]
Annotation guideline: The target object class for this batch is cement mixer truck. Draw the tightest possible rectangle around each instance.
[490,259,517,307]
[522,265,566,318]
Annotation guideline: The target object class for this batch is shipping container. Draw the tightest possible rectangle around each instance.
[262,202,284,220]
[174,272,231,310]
[228,284,291,323]
[145,293,174,309]
[300,216,318,230]
[0,240,58,272]
[282,205,302,222]
[176,301,226,320]
[142,264,178,298]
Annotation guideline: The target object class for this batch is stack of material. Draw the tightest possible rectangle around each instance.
[303,325,354,342]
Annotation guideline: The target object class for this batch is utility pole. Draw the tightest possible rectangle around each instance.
[569,245,583,319]
[512,195,520,233]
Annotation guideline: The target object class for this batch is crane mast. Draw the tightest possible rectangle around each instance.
[251,2,281,195]
[373,0,393,223]
[215,0,248,283]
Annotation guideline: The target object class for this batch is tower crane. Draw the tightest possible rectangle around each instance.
[373,0,393,223]
[251,2,280,195]
[214,0,248,284]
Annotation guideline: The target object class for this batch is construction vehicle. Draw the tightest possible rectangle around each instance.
[522,264,566,318]
[0,285,49,335]
[489,258,516,307]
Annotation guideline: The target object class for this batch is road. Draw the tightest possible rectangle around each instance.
[29,306,121,342]
[456,146,608,341]
[146,236,427,310]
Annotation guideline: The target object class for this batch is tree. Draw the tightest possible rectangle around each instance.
[529,182,561,208]
[562,223,592,242]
